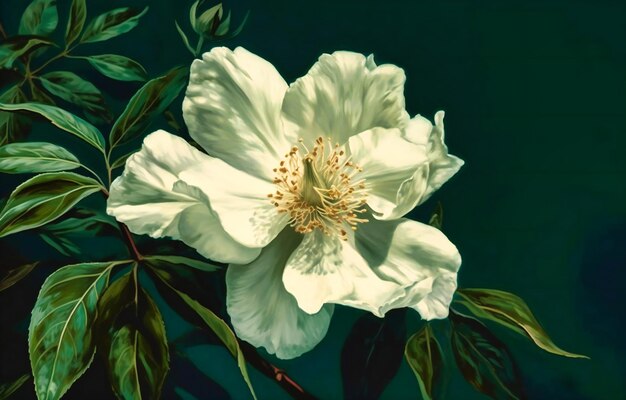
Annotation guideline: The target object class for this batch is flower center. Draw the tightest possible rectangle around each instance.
[269,136,368,240]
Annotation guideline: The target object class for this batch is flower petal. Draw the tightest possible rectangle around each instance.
[282,51,408,146]
[347,127,428,219]
[283,230,405,317]
[107,130,259,264]
[227,229,333,359]
[179,157,289,249]
[355,218,462,319]
[183,47,290,180]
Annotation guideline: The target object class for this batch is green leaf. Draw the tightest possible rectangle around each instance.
[429,202,443,230]
[0,172,101,237]
[31,83,56,105]
[84,54,147,82]
[150,267,257,400]
[29,261,124,400]
[39,71,109,120]
[65,0,87,46]
[450,311,524,400]
[111,151,133,170]
[81,7,149,44]
[174,20,194,56]
[225,11,250,39]
[19,0,59,36]
[0,36,54,68]
[188,0,200,31]
[0,142,80,174]
[144,255,220,272]
[0,262,38,292]
[456,289,588,359]
[97,272,169,399]
[0,374,31,400]
[109,66,187,148]
[195,3,222,35]
[214,11,231,36]
[405,325,443,400]
[0,87,32,145]
[0,102,106,153]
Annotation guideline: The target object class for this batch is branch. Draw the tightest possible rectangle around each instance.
[240,341,318,400]
[100,188,143,261]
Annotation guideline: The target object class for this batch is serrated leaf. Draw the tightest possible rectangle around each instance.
[0,374,31,400]
[39,71,109,121]
[0,262,38,292]
[0,102,105,152]
[450,311,524,400]
[19,0,58,36]
[0,36,54,68]
[81,7,148,44]
[29,261,123,400]
[97,272,169,399]
[0,142,80,174]
[0,172,101,237]
[0,87,32,145]
[150,267,256,400]
[405,325,443,400]
[456,289,588,359]
[84,54,147,82]
[109,66,187,148]
[65,0,87,46]
[144,255,220,273]
[341,309,407,400]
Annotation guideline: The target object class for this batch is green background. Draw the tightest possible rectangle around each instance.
[1,0,625,399]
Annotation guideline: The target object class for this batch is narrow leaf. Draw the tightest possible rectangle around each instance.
[111,151,133,170]
[97,272,169,399]
[29,261,123,400]
[174,21,195,56]
[144,255,220,273]
[39,71,109,120]
[150,267,256,400]
[85,54,147,82]
[0,374,31,400]
[0,102,105,152]
[109,66,187,148]
[0,87,31,145]
[188,0,200,31]
[0,142,80,174]
[450,311,525,400]
[341,309,407,400]
[457,289,588,359]
[0,262,38,292]
[81,7,149,44]
[214,11,231,36]
[405,325,443,400]
[0,172,101,237]
[65,0,87,45]
[0,36,54,68]
[19,0,59,36]
[195,4,222,34]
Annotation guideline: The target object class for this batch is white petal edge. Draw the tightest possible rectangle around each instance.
[107,130,259,264]
[355,217,462,319]
[227,229,333,359]
[179,156,289,249]
[282,51,409,146]
[183,47,291,181]
[282,230,406,317]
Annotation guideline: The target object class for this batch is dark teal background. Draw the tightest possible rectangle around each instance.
[1,0,625,399]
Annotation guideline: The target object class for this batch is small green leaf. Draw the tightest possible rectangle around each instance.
[194,3,222,35]
[0,142,80,174]
[0,102,106,153]
[145,255,221,273]
[0,262,38,292]
[174,21,195,56]
[429,202,443,230]
[0,172,102,237]
[0,87,32,145]
[110,151,134,170]
[39,71,109,120]
[0,374,31,400]
[84,54,147,82]
[150,267,257,400]
[450,311,524,400]
[29,261,124,400]
[31,83,56,105]
[97,272,169,399]
[0,36,54,68]
[225,11,250,39]
[456,288,588,359]
[65,0,87,46]
[214,11,231,36]
[405,325,443,400]
[188,0,200,30]
[109,66,187,148]
[19,0,59,36]
[81,7,148,44]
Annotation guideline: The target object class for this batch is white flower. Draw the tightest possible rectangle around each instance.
[107,47,464,359]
